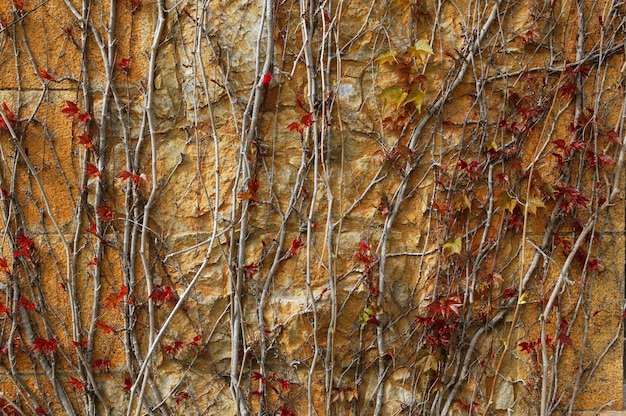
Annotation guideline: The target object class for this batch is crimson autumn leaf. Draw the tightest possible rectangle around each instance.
[0,102,16,130]
[243,263,258,280]
[61,100,80,119]
[68,376,86,391]
[279,406,296,416]
[148,285,173,306]
[287,121,303,134]
[32,337,58,354]
[18,297,35,311]
[117,57,131,73]
[117,170,143,185]
[572,65,590,78]
[86,163,102,180]
[163,341,184,356]
[559,83,576,100]
[174,391,189,405]
[87,257,98,267]
[606,130,622,144]
[13,234,34,259]
[84,221,97,236]
[35,407,47,415]
[103,284,128,308]
[300,111,315,127]
[188,334,202,347]
[261,73,273,86]
[38,68,55,82]
[123,377,132,391]
[96,320,115,334]
[289,235,305,256]
[0,257,9,273]
[77,131,93,149]
[0,301,10,317]
[72,340,88,349]
[96,205,115,221]
[277,378,290,391]
[93,358,111,371]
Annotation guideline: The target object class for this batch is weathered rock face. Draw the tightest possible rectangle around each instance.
[0,0,623,414]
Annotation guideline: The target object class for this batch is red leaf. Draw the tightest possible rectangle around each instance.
[68,376,86,391]
[0,257,9,273]
[163,341,184,356]
[35,407,47,415]
[96,205,115,221]
[72,340,88,349]
[13,234,34,259]
[300,111,315,127]
[103,285,128,308]
[262,73,273,86]
[76,111,91,123]
[279,405,296,416]
[188,334,202,347]
[93,358,111,371]
[0,301,10,317]
[86,163,102,180]
[123,377,132,391]
[559,83,576,100]
[174,391,189,405]
[287,121,303,134]
[87,257,98,267]
[557,333,573,348]
[61,100,80,118]
[277,378,291,391]
[117,57,131,73]
[18,296,35,311]
[0,102,16,130]
[96,320,115,334]
[32,337,58,354]
[598,154,614,166]
[77,131,94,149]
[83,221,97,236]
[148,285,173,306]
[118,170,142,185]
[606,130,622,144]
[289,236,305,257]
[39,68,56,82]
[244,263,258,280]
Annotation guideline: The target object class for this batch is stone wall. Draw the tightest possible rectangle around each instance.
[0,0,624,414]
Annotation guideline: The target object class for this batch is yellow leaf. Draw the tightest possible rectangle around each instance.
[526,196,545,215]
[379,85,407,109]
[442,237,462,256]
[497,191,517,213]
[405,87,425,113]
[417,353,439,372]
[408,39,434,62]
[518,292,528,304]
[375,50,397,65]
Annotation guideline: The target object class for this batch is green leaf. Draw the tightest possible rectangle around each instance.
[379,85,407,109]
[408,39,434,62]
[375,50,397,65]
[404,87,425,113]
[442,237,462,256]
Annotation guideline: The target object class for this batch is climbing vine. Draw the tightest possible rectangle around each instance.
[0,0,623,415]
